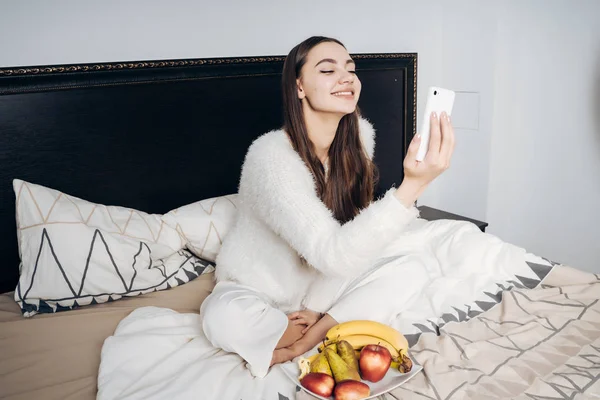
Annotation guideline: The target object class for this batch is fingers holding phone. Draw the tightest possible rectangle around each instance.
[396,110,456,208]
[416,87,455,162]
[403,87,456,187]
[425,111,455,166]
[425,111,443,162]
[438,111,455,169]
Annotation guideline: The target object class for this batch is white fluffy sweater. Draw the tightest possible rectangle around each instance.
[215,118,420,313]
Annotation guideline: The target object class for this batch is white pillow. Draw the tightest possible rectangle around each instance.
[13,179,214,317]
[161,194,238,262]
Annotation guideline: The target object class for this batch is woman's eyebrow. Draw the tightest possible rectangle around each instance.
[314,58,355,67]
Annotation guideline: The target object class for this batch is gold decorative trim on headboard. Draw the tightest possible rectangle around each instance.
[412,55,418,141]
[0,56,288,77]
[0,53,416,77]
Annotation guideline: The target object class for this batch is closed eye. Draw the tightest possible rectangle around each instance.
[320,70,357,74]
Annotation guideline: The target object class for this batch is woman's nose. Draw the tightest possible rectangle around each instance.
[339,71,355,84]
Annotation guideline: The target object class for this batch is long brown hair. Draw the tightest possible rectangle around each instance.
[282,36,378,224]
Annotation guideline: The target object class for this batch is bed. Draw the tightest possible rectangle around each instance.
[1,54,598,400]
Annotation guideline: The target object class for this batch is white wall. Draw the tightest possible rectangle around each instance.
[486,0,600,272]
[1,1,598,271]
[418,1,498,222]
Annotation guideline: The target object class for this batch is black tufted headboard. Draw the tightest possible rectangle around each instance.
[0,53,417,294]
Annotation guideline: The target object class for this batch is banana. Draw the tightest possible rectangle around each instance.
[397,353,413,373]
[306,353,320,364]
[298,357,311,380]
[391,354,414,373]
[318,334,400,359]
[325,320,409,355]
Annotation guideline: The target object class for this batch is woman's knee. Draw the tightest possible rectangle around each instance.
[200,292,241,344]
[201,289,273,346]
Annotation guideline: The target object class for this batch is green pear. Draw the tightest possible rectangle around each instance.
[310,352,332,377]
[323,342,337,353]
[337,339,360,373]
[324,348,361,383]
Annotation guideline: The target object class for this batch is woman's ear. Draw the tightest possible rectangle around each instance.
[296,79,305,100]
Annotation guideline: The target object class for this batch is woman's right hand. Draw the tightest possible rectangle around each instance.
[395,111,455,207]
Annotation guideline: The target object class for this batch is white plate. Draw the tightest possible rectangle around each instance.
[279,349,423,400]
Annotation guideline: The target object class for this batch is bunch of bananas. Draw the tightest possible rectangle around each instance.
[300,320,413,377]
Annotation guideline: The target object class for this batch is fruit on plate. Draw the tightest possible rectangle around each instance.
[298,357,311,380]
[390,353,414,373]
[337,339,360,373]
[333,380,371,400]
[296,321,414,398]
[324,320,409,357]
[318,319,414,374]
[324,348,361,382]
[319,334,400,359]
[320,342,337,354]
[297,353,325,380]
[300,372,335,397]
[310,352,332,376]
[397,353,413,373]
[359,344,392,382]
[307,353,321,363]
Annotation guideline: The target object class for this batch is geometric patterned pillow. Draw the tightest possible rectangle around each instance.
[161,194,238,262]
[13,179,214,317]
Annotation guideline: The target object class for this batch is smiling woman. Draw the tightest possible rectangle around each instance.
[198,35,457,377]
[282,37,372,224]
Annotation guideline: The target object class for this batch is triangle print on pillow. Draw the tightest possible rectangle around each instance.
[12,179,214,317]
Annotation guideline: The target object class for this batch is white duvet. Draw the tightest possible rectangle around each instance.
[97,219,551,400]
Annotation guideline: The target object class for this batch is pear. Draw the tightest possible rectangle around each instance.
[310,352,332,377]
[323,342,337,353]
[337,339,360,373]
[324,348,361,383]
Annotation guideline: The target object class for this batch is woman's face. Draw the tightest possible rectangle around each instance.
[297,42,362,116]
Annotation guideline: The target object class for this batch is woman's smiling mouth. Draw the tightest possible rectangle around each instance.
[331,90,354,99]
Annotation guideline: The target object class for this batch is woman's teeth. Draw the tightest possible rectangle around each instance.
[333,92,353,96]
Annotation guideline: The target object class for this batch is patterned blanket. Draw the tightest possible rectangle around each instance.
[299,265,600,399]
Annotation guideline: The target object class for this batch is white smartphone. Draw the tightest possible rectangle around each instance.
[416,86,456,161]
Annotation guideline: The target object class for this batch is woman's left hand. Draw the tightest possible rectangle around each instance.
[271,347,296,366]
[271,338,312,365]
[288,309,323,334]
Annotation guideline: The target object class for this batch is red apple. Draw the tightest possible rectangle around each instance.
[359,344,392,382]
[300,372,335,397]
[334,380,371,400]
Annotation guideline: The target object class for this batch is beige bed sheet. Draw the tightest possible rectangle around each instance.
[0,273,216,400]
[389,265,600,399]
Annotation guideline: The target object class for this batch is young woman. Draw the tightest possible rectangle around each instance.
[200,36,455,378]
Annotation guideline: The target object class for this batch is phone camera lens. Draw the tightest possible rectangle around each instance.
[434,90,437,95]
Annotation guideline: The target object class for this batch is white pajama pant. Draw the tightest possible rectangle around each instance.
[200,254,429,378]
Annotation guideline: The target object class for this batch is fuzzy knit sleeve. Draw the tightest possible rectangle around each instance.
[239,130,419,279]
